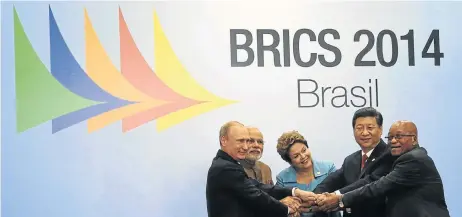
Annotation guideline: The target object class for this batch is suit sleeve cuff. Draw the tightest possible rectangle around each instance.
[334,190,341,195]
[342,192,353,207]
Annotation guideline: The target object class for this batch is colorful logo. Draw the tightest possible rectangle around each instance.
[14,6,236,133]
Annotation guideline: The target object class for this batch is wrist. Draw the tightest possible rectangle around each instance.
[292,187,300,197]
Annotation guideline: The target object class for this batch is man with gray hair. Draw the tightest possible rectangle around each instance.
[239,127,274,185]
[206,121,318,217]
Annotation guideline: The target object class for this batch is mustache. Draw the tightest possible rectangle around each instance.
[248,149,262,153]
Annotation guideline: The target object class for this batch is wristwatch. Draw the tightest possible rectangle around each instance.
[338,194,345,208]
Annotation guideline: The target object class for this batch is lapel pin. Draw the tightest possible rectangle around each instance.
[316,171,320,175]
[371,158,375,161]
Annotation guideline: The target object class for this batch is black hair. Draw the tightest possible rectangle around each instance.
[352,107,383,128]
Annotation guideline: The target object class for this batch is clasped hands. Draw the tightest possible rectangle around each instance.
[280,189,342,216]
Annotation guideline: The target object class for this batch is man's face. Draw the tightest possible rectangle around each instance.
[354,117,383,151]
[221,126,250,160]
[245,128,264,161]
[387,124,416,156]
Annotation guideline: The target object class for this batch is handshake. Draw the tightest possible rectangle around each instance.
[280,189,343,217]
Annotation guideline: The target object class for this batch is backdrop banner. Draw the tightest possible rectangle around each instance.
[2,1,461,217]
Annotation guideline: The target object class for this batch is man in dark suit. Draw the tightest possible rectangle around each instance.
[312,107,395,217]
[206,121,317,217]
[317,120,450,217]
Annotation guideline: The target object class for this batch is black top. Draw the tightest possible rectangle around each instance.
[206,149,293,217]
[343,147,450,217]
[314,140,394,217]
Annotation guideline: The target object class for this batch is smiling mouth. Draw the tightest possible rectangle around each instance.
[238,151,247,155]
[301,159,309,164]
[249,150,261,154]
[391,145,401,149]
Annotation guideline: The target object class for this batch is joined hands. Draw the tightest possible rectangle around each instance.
[315,192,342,212]
[281,189,342,216]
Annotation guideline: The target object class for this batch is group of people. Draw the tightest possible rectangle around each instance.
[206,107,450,217]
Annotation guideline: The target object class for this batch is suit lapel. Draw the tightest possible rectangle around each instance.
[352,151,362,179]
[359,139,388,178]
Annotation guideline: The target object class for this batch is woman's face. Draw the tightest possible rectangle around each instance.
[288,142,312,169]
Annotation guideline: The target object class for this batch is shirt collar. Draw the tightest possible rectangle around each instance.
[362,140,382,158]
[217,149,240,165]
[362,148,375,158]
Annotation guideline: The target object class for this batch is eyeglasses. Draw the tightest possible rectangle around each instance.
[249,138,264,145]
[385,134,415,142]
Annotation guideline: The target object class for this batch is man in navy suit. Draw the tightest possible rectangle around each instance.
[317,120,450,217]
[313,107,395,217]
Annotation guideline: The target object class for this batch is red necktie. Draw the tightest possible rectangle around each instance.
[361,154,368,169]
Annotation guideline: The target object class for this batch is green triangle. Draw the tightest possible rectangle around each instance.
[14,8,98,133]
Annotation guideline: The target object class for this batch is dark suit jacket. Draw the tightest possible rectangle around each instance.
[314,140,395,217]
[342,147,450,217]
[206,150,293,217]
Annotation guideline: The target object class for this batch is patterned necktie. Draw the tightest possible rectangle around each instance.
[361,153,368,169]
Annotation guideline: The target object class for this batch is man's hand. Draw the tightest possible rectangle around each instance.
[298,200,317,213]
[294,189,317,203]
[289,211,301,217]
[280,196,302,214]
[289,211,300,217]
[316,192,341,212]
